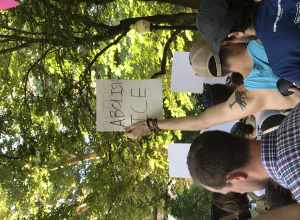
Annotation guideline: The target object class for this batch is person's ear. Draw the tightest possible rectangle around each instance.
[227,32,245,40]
[226,171,248,183]
[221,32,247,46]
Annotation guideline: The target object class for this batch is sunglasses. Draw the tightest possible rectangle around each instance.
[208,56,219,77]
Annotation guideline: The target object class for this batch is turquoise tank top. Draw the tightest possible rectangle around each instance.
[244,40,279,90]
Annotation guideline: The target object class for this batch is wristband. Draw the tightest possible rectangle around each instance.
[146,118,160,132]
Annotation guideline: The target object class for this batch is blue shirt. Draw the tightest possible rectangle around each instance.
[244,40,279,90]
[256,0,300,85]
[261,103,300,203]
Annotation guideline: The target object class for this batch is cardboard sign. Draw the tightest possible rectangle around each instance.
[96,79,163,131]
[171,52,226,93]
[168,143,191,178]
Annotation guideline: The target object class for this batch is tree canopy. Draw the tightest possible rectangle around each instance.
[0,0,210,219]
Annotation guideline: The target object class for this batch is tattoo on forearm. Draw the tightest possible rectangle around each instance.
[229,90,247,111]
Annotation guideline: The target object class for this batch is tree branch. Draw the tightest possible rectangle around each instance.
[23,47,57,98]
[151,24,197,31]
[0,24,45,36]
[0,34,44,42]
[151,30,181,78]
[0,42,36,54]
[139,0,200,9]
[83,31,129,77]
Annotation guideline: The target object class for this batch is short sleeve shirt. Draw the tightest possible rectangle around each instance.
[261,103,300,202]
[256,0,300,85]
[244,40,279,90]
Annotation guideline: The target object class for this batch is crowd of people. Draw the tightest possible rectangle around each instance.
[126,0,300,219]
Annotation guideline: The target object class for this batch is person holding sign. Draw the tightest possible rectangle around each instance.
[125,42,300,139]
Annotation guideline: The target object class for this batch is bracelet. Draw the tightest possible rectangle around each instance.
[146,118,160,132]
[152,118,160,131]
[146,118,153,131]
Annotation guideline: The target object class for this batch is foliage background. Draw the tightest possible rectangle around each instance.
[0,0,211,219]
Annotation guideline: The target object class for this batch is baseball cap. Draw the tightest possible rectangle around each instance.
[189,42,222,77]
[196,0,236,54]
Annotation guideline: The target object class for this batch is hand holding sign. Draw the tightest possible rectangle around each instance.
[96,79,163,132]
[125,120,151,140]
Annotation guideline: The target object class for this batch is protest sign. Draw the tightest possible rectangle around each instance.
[96,79,163,131]
[168,143,191,178]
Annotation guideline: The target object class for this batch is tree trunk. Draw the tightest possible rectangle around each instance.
[0,13,196,54]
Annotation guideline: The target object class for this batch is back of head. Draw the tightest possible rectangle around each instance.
[187,131,250,188]
[230,121,255,138]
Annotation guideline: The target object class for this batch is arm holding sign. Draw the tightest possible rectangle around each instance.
[126,86,300,139]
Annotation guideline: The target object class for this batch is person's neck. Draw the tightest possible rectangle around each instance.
[246,140,269,181]
[230,48,253,77]
[245,27,256,37]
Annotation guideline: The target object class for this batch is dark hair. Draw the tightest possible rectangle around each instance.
[226,72,244,88]
[227,0,260,33]
[202,83,234,109]
[213,192,250,215]
[187,131,250,188]
[265,180,296,209]
[231,121,254,138]
[260,114,285,133]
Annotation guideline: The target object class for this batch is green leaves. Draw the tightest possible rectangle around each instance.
[0,0,206,219]
[169,185,212,220]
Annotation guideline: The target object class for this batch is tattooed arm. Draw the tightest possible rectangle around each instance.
[126,86,300,139]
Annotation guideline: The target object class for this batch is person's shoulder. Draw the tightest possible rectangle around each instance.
[276,105,300,154]
[248,40,263,49]
[278,103,300,128]
[247,40,265,57]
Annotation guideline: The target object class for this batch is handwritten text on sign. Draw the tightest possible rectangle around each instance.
[96,79,163,131]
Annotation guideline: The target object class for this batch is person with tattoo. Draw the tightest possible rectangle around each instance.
[125,42,300,139]
[197,0,300,86]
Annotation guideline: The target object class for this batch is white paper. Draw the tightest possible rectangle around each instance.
[168,143,191,178]
[171,52,227,93]
[96,79,163,131]
[201,121,237,133]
